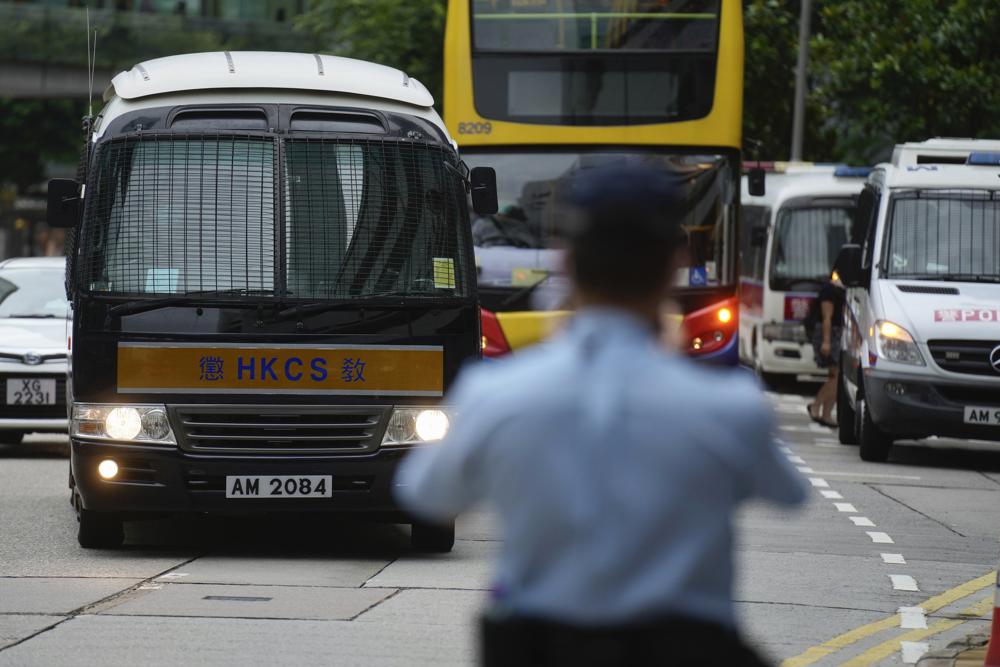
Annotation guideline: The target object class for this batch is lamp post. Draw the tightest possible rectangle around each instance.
[790,0,812,161]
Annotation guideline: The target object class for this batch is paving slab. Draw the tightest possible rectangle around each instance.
[0,615,64,649]
[0,613,475,667]
[363,540,495,590]
[0,578,140,614]
[99,583,394,621]
[167,556,391,588]
[355,588,487,626]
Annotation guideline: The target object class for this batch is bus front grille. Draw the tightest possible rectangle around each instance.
[172,405,387,455]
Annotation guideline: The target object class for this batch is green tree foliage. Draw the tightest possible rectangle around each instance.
[296,0,447,104]
[812,0,1000,164]
[0,99,85,192]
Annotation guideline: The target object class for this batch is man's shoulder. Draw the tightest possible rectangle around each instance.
[643,360,769,419]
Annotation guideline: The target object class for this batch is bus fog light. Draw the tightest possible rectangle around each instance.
[415,410,449,441]
[98,459,119,480]
[105,408,142,440]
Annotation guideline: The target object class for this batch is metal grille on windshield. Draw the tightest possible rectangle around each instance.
[78,133,472,301]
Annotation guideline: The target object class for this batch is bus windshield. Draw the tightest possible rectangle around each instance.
[470,0,721,125]
[80,135,472,300]
[464,150,737,308]
[770,207,852,290]
[887,192,1000,281]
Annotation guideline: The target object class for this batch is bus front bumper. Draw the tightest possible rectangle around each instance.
[71,440,415,521]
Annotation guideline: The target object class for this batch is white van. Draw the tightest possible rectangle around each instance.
[836,141,1000,461]
[739,166,866,382]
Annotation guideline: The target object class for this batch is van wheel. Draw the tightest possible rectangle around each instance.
[858,398,892,462]
[411,521,455,553]
[837,367,857,445]
[78,510,124,549]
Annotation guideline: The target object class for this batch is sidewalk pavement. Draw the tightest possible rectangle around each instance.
[916,632,988,666]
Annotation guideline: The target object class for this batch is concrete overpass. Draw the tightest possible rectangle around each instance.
[1,62,113,99]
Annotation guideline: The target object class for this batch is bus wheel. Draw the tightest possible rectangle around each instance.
[858,398,892,463]
[411,521,455,553]
[78,509,124,549]
[0,431,24,445]
[837,366,857,445]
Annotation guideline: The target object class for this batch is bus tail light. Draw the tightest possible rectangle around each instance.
[682,297,739,357]
[480,308,510,358]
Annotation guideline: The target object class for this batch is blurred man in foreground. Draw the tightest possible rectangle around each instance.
[394,165,807,666]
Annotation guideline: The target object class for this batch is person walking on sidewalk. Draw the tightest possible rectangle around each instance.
[806,273,846,428]
[394,164,808,667]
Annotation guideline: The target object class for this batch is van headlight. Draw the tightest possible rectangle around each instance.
[71,403,176,445]
[873,320,925,366]
[382,408,451,446]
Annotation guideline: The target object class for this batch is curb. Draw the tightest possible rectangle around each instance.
[916,632,988,666]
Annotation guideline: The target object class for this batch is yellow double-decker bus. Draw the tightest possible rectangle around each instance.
[445,0,744,363]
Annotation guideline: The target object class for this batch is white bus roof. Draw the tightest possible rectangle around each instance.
[742,170,865,209]
[891,138,1000,167]
[881,162,1000,190]
[105,51,434,109]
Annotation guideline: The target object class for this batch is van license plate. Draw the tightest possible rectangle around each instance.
[6,379,56,405]
[225,476,332,498]
[963,407,1000,425]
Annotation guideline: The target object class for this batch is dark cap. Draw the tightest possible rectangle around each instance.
[562,163,685,245]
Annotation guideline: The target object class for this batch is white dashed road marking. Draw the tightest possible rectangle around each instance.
[898,607,928,629]
[890,574,919,591]
[797,466,814,473]
[901,641,930,664]
[881,553,907,565]
[834,502,858,513]
[808,477,829,488]
[820,490,843,499]
[850,516,876,527]
[787,455,806,464]
[867,531,895,544]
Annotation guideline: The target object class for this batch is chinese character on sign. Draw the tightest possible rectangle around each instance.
[790,298,811,320]
[199,356,224,381]
[341,357,366,383]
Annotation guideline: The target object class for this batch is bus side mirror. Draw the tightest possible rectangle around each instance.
[47,179,81,228]
[750,225,768,247]
[835,244,863,287]
[747,167,766,197]
[470,167,498,215]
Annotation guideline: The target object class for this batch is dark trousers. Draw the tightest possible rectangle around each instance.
[481,614,771,667]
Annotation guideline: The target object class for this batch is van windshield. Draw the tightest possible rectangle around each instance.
[887,192,1000,281]
[80,134,472,300]
[770,206,852,290]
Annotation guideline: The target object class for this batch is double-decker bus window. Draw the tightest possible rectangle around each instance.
[467,151,736,310]
[470,0,720,125]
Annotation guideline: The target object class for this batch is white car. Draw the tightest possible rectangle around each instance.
[0,257,70,443]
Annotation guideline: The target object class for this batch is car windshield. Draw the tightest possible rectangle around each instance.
[0,267,70,319]
[464,150,737,303]
[770,206,852,289]
[80,135,472,300]
[886,192,1000,280]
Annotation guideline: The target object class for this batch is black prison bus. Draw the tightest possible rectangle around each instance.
[47,52,497,551]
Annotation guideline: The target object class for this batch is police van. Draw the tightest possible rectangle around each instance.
[739,165,866,383]
[46,52,496,549]
[836,139,1000,461]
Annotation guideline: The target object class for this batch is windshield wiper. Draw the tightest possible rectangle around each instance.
[272,291,453,322]
[6,313,60,319]
[105,289,277,319]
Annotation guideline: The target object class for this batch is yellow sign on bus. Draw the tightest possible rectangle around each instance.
[117,343,444,396]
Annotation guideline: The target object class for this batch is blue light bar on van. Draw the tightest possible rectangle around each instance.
[967,152,1000,166]
[834,166,873,178]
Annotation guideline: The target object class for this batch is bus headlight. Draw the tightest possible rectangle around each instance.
[873,320,925,366]
[382,408,451,446]
[71,403,177,445]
